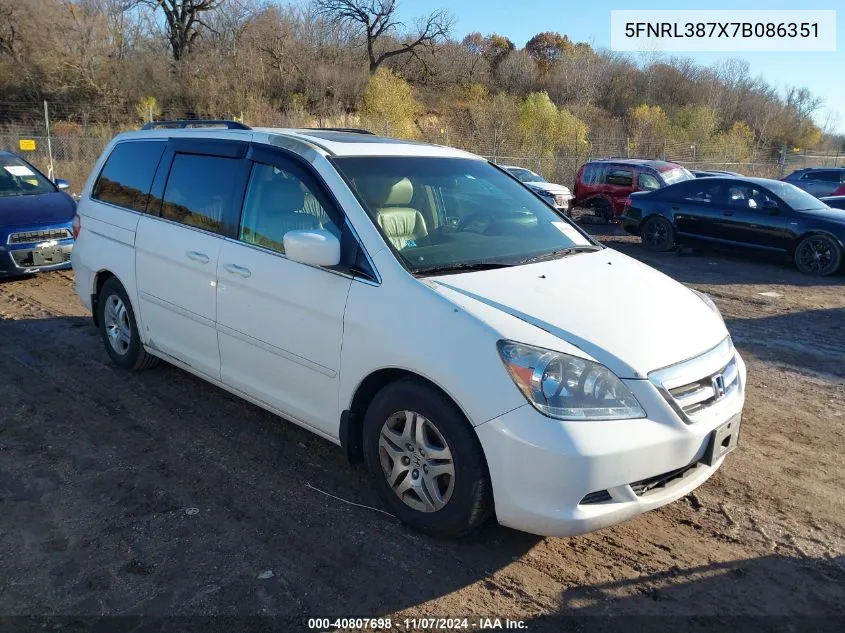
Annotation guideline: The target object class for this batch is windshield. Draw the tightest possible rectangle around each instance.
[333,157,597,274]
[0,156,56,197]
[767,181,828,211]
[660,167,694,186]
[506,167,545,183]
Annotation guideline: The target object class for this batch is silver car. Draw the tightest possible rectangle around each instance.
[782,168,845,198]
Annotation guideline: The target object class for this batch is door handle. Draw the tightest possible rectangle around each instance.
[186,251,210,264]
[223,263,252,278]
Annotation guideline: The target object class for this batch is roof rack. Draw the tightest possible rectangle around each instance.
[300,127,375,135]
[142,119,251,130]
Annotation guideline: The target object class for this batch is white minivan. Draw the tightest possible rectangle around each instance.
[71,122,745,538]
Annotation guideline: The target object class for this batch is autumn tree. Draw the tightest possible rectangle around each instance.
[525,31,573,72]
[360,67,422,138]
[314,0,452,74]
[628,104,668,155]
[518,91,588,174]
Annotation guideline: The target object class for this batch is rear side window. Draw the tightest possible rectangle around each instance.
[813,171,844,183]
[581,164,605,185]
[606,169,633,187]
[92,141,165,212]
[160,153,244,234]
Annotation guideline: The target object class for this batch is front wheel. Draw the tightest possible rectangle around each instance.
[794,235,841,276]
[362,378,492,538]
[641,216,676,252]
[592,198,613,224]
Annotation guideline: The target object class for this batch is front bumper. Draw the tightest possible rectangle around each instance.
[476,352,746,537]
[0,225,74,276]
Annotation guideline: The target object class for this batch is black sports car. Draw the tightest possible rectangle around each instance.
[621,176,845,276]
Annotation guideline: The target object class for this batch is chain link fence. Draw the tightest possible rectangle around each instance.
[1,101,841,195]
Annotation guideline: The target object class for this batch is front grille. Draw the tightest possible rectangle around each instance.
[649,337,742,425]
[8,228,72,244]
[668,356,740,418]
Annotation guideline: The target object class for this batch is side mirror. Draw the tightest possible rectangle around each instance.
[283,229,341,267]
[55,178,70,191]
[763,199,779,213]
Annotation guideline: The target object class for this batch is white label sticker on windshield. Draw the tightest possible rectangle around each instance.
[552,221,590,245]
[4,165,36,177]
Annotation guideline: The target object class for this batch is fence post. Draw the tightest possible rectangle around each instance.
[43,100,55,181]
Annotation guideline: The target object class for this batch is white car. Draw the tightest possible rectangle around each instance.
[71,122,745,538]
[501,165,574,216]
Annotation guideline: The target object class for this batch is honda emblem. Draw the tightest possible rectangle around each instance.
[712,374,727,400]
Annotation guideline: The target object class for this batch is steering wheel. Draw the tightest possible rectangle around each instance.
[457,212,493,233]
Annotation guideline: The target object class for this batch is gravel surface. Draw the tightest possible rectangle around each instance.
[0,221,843,632]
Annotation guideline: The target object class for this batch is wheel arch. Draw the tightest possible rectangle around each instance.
[91,269,119,326]
[792,229,845,254]
[341,368,478,465]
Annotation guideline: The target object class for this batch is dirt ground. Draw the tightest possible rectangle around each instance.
[1,218,844,632]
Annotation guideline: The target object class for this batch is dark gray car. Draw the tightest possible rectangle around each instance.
[782,167,845,198]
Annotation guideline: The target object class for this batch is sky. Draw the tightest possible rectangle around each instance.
[407,0,844,133]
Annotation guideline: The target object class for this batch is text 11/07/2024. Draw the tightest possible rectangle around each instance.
[307,617,528,630]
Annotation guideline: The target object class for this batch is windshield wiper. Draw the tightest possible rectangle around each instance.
[414,261,516,276]
[518,245,601,265]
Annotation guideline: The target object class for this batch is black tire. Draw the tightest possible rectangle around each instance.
[641,215,676,252]
[362,378,492,538]
[592,198,613,224]
[794,234,841,276]
[97,277,159,371]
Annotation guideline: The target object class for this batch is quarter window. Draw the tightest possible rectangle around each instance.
[160,153,243,234]
[92,141,165,212]
[239,163,340,254]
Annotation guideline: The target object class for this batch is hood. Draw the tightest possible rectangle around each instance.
[525,181,572,196]
[429,249,727,379]
[0,191,76,227]
[796,206,845,224]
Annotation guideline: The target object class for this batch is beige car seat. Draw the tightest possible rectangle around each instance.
[356,176,427,250]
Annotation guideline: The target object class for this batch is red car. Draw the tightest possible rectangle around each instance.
[573,158,694,222]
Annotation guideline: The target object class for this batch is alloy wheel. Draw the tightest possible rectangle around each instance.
[644,221,668,249]
[103,294,131,355]
[797,237,836,275]
[378,410,455,513]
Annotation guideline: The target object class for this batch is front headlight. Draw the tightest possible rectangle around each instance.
[497,341,646,421]
[692,289,723,321]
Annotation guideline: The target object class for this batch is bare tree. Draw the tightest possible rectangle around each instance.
[314,0,451,74]
[141,0,225,61]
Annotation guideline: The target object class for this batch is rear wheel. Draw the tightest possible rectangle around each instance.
[97,277,159,371]
[362,378,492,538]
[794,235,841,276]
[641,216,675,252]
